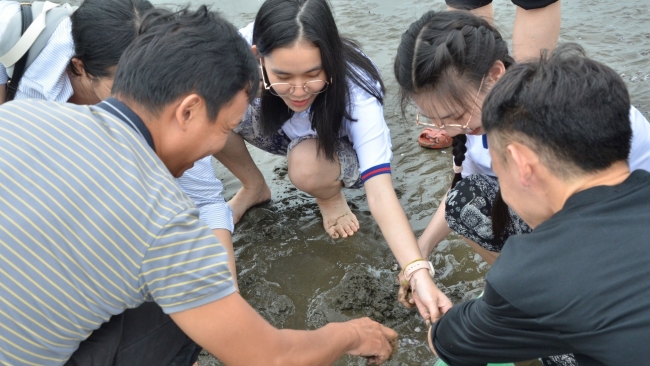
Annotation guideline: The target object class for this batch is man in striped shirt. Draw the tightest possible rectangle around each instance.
[0,6,397,366]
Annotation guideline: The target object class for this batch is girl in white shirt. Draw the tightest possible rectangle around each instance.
[214,0,453,322]
[0,0,153,104]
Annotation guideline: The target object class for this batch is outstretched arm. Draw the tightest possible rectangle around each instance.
[417,192,453,258]
[170,293,398,365]
[364,174,453,322]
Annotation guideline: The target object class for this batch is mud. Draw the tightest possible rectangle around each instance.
[150,0,649,364]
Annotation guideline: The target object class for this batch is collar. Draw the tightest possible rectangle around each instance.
[96,97,155,152]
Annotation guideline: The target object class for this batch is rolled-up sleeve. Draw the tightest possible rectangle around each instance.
[176,156,234,233]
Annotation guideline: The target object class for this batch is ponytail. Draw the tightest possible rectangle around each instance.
[450,135,467,189]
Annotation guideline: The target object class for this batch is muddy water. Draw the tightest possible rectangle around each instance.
[160,0,647,364]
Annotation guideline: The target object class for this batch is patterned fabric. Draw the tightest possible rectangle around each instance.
[445,174,531,252]
[542,354,578,366]
[235,100,363,189]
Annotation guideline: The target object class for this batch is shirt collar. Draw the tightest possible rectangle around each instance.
[96,97,155,152]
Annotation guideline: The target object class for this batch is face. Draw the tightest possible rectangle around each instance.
[260,41,327,113]
[488,134,543,228]
[168,90,249,177]
[89,74,114,102]
[412,80,487,138]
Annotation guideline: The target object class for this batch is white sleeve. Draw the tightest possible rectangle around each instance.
[345,85,393,182]
[238,22,254,46]
[629,105,650,172]
[462,134,495,177]
[176,156,234,233]
[14,18,74,101]
[0,2,20,85]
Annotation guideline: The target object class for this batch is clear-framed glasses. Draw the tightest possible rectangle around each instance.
[416,76,485,133]
[90,74,112,99]
[260,62,330,97]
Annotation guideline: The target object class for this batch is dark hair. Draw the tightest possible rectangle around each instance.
[394,10,513,188]
[394,10,514,240]
[253,0,384,160]
[112,6,259,120]
[483,43,632,175]
[70,0,154,78]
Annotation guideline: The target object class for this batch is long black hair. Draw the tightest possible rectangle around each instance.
[253,0,384,160]
[394,10,514,240]
[70,0,154,78]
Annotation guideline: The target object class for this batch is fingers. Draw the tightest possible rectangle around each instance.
[412,290,437,324]
[346,318,397,364]
[397,284,415,309]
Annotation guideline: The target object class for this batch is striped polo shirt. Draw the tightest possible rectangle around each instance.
[0,99,235,365]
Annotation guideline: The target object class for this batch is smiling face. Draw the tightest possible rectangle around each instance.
[412,81,487,137]
[260,41,327,113]
[165,90,249,178]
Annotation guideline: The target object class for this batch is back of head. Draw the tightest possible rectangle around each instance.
[483,43,632,178]
[111,6,258,120]
[71,0,154,78]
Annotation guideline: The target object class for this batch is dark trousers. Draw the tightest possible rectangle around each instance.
[65,302,201,366]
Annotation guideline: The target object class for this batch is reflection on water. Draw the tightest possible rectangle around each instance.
[74,0,650,364]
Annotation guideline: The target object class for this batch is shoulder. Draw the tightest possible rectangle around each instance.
[238,22,254,46]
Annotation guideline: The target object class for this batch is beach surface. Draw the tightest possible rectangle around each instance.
[140,0,650,364]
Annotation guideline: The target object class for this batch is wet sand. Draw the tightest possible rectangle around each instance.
[160,0,647,364]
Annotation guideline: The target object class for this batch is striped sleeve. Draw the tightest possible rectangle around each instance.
[176,156,234,233]
[360,163,391,182]
[14,17,74,102]
[140,208,235,314]
[345,84,393,183]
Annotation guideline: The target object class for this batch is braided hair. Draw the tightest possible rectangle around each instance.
[394,10,514,239]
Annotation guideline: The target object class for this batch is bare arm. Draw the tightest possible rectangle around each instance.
[170,293,397,365]
[364,174,452,322]
[417,191,453,258]
[212,228,238,291]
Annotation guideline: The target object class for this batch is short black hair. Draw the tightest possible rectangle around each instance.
[483,43,632,178]
[112,6,258,120]
[70,0,154,78]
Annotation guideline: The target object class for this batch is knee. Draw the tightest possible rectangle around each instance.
[288,155,324,193]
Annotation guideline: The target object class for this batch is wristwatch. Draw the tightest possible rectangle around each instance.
[404,260,435,282]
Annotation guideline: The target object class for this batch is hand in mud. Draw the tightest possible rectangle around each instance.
[397,272,414,309]
[408,271,453,324]
[345,317,398,365]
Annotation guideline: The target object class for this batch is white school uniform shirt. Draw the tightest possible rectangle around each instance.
[178,22,395,231]
[0,2,233,232]
[0,1,74,102]
[239,22,393,181]
[461,106,650,177]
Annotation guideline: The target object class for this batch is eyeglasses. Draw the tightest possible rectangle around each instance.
[259,62,330,97]
[416,76,485,133]
[90,74,112,99]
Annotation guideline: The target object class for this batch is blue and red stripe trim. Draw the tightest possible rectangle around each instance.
[360,163,391,182]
